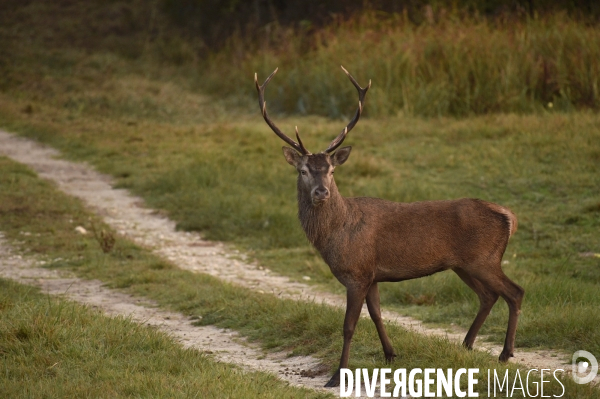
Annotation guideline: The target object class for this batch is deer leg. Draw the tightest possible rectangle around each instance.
[365,282,396,362]
[496,274,524,362]
[453,268,499,349]
[467,269,524,362]
[324,285,369,388]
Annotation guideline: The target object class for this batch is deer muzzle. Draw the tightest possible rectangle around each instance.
[312,186,330,204]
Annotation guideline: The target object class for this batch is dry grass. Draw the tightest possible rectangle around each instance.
[206,11,600,117]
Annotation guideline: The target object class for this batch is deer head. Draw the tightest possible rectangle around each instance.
[255,66,371,205]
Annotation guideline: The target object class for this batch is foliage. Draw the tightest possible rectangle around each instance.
[2,1,600,116]
[161,0,600,48]
[207,11,600,117]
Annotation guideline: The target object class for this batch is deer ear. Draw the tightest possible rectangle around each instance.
[282,146,302,167]
[332,146,352,166]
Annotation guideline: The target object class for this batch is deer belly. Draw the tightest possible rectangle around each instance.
[374,245,457,282]
[375,261,450,282]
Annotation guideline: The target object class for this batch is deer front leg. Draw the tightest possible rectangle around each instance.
[366,282,396,362]
[324,285,369,388]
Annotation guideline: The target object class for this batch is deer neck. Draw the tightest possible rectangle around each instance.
[297,179,348,247]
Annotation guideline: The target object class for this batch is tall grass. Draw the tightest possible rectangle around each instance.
[204,11,600,117]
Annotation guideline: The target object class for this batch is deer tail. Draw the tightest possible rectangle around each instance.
[485,203,518,239]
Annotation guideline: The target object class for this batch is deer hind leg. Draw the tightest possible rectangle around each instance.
[324,284,370,388]
[454,268,499,350]
[496,274,524,362]
[463,268,525,362]
[365,283,396,362]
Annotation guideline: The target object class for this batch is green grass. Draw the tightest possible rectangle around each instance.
[1,154,598,398]
[0,278,325,398]
[2,102,599,358]
[0,0,599,392]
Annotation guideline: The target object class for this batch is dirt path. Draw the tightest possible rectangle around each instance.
[0,129,583,381]
[0,235,332,393]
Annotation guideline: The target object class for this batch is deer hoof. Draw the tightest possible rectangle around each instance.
[462,339,474,350]
[385,353,397,363]
[324,376,340,388]
[324,371,340,387]
[498,350,514,362]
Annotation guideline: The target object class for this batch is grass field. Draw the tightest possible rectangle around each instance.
[1,0,599,396]
[0,278,325,398]
[1,0,599,354]
[2,93,599,358]
[1,150,595,398]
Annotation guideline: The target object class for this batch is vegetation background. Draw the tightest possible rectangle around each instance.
[0,0,599,397]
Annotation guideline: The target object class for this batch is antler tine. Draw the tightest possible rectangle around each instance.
[295,126,308,152]
[255,69,310,155]
[324,66,371,154]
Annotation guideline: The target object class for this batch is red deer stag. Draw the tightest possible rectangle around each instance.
[254,67,524,388]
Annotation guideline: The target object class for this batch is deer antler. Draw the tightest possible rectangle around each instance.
[324,66,371,154]
[255,69,311,155]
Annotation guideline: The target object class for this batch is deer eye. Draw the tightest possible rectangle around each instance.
[300,170,307,176]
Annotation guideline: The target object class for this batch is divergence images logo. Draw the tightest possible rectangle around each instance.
[572,350,598,384]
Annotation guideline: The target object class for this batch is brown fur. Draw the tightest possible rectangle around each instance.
[284,148,524,387]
